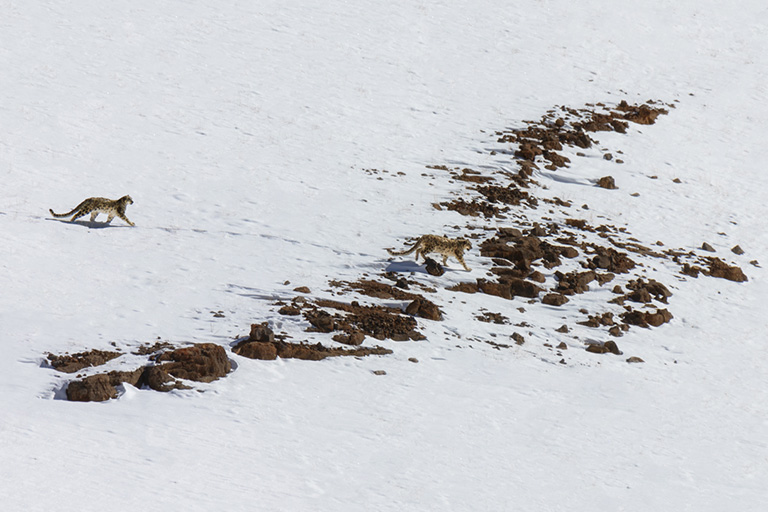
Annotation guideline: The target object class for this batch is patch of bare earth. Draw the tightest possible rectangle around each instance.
[47,349,122,373]
[233,322,392,361]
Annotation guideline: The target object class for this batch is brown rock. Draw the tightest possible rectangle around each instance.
[731,245,744,255]
[306,311,337,333]
[233,341,278,360]
[542,293,569,306]
[596,176,617,189]
[477,280,512,300]
[585,344,609,354]
[332,330,366,346]
[424,258,445,276]
[155,343,231,383]
[142,365,181,392]
[706,258,747,282]
[586,341,622,355]
[626,356,645,363]
[645,309,673,327]
[66,374,117,402]
[506,278,542,298]
[556,270,596,294]
[621,308,673,328]
[250,322,276,342]
[405,298,442,321]
[701,242,716,252]
[278,305,301,316]
[448,282,479,294]
[293,286,311,294]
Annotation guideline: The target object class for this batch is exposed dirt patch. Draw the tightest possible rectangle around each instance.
[440,197,507,218]
[132,341,176,355]
[48,349,122,374]
[310,299,426,341]
[476,312,509,324]
[232,323,392,361]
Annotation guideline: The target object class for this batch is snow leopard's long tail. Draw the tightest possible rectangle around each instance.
[49,207,77,218]
[387,240,420,256]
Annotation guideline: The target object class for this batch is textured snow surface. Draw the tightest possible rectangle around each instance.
[2,1,767,510]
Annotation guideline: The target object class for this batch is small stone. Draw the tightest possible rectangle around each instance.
[293,286,311,293]
[596,176,617,189]
[701,242,716,252]
[408,358,419,363]
[512,333,525,345]
[626,356,645,363]
[556,342,568,350]
[424,258,445,276]
[372,370,387,376]
[604,340,622,355]
[731,245,744,255]
[672,178,682,183]
[603,153,613,161]
[556,325,569,333]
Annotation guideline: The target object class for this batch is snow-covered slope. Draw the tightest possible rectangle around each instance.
[2,1,767,510]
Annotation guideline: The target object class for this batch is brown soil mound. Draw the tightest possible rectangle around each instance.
[440,198,507,218]
[154,343,230,383]
[330,279,422,301]
[475,184,530,206]
[311,300,426,341]
[233,323,392,361]
[48,349,121,373]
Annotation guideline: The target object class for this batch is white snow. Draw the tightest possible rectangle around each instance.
[2,1,767,510]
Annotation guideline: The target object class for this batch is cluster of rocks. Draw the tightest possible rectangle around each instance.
[57,343,231,402]
[233,322,392,360]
